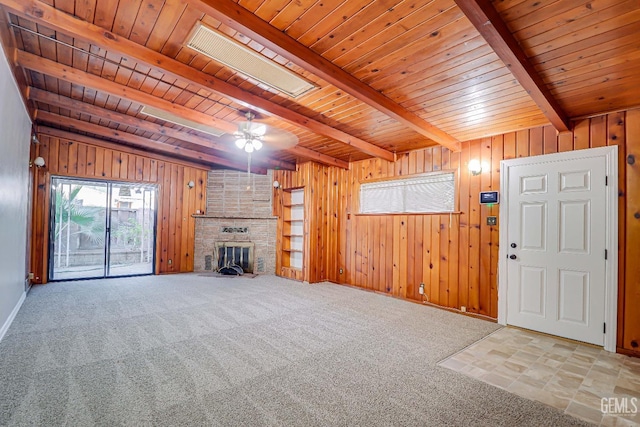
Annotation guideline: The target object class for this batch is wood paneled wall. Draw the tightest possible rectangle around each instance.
[274,162,343,283]
[31,131,208,283]
[273,108,640,356]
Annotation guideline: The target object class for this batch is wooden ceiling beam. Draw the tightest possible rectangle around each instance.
[287,146,349,169]
[27,63,347,172]
[28,87,296,171]
[186,0,461,152]
[454,0,570,132]
[36,110,265,173]
[16,51,241,132]
[2,0,392,162]
[37,126,220,171]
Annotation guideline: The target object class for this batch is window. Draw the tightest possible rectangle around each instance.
[359,171,455,214]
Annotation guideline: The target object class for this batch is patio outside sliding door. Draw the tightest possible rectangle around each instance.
[49,177,157,281]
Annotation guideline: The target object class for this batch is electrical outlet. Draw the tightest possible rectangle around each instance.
[418,283,425,295]
[168,259,172,265]
[28,272,34,280]
[460,306,467,312]
[339,268,344,274]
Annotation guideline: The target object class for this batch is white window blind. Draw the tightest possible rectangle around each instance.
[359,172,455,214]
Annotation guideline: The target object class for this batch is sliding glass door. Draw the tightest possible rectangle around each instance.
[50,179,108,280]
[49,177,157,281]
[107,182,156,277]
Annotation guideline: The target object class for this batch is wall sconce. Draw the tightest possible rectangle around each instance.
[30,156,45,168]
[273,180,280,189]
[468,159,485,176]
[187,180,195,189]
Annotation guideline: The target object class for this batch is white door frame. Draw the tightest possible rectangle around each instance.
[498,146,618,352]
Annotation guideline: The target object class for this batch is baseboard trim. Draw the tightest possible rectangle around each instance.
[328,280,497,323]
[0,291,26,343]
[617,347,640,358]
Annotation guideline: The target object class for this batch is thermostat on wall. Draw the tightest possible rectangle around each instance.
[479,191,499,204]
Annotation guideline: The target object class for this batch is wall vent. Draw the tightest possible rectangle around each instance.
[140,105,225,137]
[256,257,265,273]
[187,24,316,98]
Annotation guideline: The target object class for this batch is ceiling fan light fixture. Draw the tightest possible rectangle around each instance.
[234,111,264,153]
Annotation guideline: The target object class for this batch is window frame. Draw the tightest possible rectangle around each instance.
[355,169,459,215]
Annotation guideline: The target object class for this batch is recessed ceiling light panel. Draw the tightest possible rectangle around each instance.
[140,105,225,137]
[187,24,316,98]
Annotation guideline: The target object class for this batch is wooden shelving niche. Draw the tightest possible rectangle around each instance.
[281,188,304,273]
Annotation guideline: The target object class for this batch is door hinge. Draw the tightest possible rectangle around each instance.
[605,176,608,186]
[604,323,606,334]
[605,249,608,260]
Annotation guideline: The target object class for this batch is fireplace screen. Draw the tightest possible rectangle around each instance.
[214,242,254,273]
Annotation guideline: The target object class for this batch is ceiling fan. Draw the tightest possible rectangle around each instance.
[233,111,298,152]
[231,111,298,186]
[234,111,266,153]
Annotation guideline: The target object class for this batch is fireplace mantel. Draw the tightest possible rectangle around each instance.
[193,215,277,220]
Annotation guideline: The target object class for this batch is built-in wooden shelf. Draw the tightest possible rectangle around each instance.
[280,266,303,280]
[281,188,304,272]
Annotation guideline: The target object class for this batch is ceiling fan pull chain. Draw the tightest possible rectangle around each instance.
[247,152,252,190]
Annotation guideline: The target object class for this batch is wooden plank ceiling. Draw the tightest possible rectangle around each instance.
[0,0,638,171]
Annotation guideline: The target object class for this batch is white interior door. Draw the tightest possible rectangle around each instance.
[505,155,607,346]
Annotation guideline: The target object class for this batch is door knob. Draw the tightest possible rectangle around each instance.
[509,254,517,260]
[510,243,517,248]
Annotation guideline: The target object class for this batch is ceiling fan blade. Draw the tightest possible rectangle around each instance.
[261,128,298,150]
[237,121,267,136]
[226,112,299,152]
[250,122,267,136]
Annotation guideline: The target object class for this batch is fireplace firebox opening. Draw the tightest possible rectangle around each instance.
[214,242,254,273]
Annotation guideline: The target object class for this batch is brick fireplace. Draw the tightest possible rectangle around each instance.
[194,170,277,274]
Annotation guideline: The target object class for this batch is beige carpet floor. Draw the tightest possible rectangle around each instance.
[0,274,592,426]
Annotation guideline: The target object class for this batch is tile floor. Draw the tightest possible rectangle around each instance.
[439,327,640,426]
